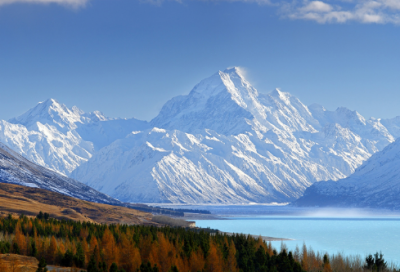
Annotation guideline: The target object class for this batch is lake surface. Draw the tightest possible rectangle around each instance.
[195,217,400,265]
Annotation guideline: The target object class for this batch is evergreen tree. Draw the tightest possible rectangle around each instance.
[30,240,37,257]
[36,258,48,272]
[12,242,20,254]
[323,254,332,272]
[37,212,44,220]
[140,262,159,272]
[74,242,85,268]
[365,254,375,270]
[168,265,179,272]
[87,254,99,272]
[110,263,118,272]
[61,249,74,267]
[375,252,387,272]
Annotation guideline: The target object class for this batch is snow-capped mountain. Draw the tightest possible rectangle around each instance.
[72,128,307,203]
[295,137,400,209]
[0,142,120,205]
[1,99,148,175]
[71,67,400,203]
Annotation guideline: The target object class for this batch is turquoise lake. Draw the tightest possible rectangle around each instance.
[195,217,400,265]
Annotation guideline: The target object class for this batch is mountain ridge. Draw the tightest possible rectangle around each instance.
[294,136,400,209]
[71,68,400,203]
[2,99,148,175]
[0,141,120,205]
[2,67,400,204]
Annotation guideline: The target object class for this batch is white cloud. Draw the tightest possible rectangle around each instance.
[300,1,333,13]
[0,0,88,8]
[284,0,400,24]
[8,0,398,25]
[201,0,275,5]
[382,0,400,10]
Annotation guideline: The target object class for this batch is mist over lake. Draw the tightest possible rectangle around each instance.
[160,205,400,265]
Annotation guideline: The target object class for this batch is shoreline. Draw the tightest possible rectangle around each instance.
[221,231,293,241]
[182,214,293,241]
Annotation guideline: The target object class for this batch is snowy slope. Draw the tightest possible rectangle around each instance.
[71,67,400,203]
[0,142,120,205]
[72,128,312,203]
[295,137,400,209]
[1,99,148,175]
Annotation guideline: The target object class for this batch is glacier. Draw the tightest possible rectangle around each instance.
[2,67,400,204]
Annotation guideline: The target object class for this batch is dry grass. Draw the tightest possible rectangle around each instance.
[0,183,156,225]
[0,254,87,272]
[0,254,39,272]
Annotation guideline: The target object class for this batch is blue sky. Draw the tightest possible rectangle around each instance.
[0,0,399,121]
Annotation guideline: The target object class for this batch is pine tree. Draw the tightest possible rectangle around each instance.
[74,242,85,268]
[374,252,387,272]
[15,223,27,255]
[365,254,375,270]
[110,263,118,272]
[119,234,141,272]
[31,240,37,257]
[323,254,332,272]
[47,236,57,264]
[140,262,159,272]
[301,243,308,271]
[102,228,118,269]
[205,242,223,272]
[36,258,48,272]
[89,237,100,264]
[167,265,179,272]
[189,250,206,272]
[87,253,99,272]
[62,249,74,267]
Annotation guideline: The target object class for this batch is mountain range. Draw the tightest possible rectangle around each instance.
[1,67,400,204]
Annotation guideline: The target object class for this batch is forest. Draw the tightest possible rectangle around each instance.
[0,213,397,272]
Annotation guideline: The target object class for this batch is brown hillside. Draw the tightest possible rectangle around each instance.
[0,183,155,225]
[0,254,39,272]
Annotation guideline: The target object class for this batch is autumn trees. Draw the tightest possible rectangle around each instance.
[0,213,309,272]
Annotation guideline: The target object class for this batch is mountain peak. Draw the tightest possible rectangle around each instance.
[9,98,84,132]
[150,67,259,135]
[42,98,58,105]
[222,66,245,78]
[270,88,290,99]
[335,107,366,125]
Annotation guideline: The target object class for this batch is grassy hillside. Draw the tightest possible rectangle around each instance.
[0,253,39,272]
[0,183,155,225]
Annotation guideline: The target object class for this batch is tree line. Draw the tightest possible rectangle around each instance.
[0,213,304,272]
[0,212,397,272]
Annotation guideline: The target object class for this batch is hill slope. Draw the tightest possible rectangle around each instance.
[0,142,119,205]
[0,183,153,225]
